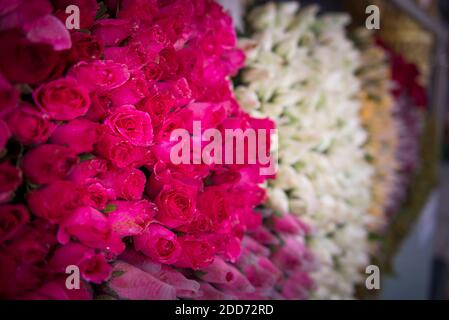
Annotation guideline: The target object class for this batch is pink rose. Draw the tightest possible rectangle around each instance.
[175,236,215,270]
[104,105,153,147]
[68,158,109,183]
[0,252,39,299]
[80,180,113,210]
[134,223,181,264]
[58,206,125,255]
[0,73,19,116]
[154,266,201,298]
[0,161,22,203]
[21,144,79,185]
[98,167,146,201]
[27,180,81,223]
[0,204,29,244]
[49,242,112,284]
[107,200,157,237]
[6,103,55,145]
[50,119,102,153]
[68,60,130,92]
[86,90,113,122]
[94,132,147,168]
[0,119,10,152]
[155,183,197,229]
[106,261,176,300]
[33,78,91,120]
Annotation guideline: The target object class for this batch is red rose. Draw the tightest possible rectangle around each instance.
[0,204,29,244]
[134,223,181,264]
[69,32,104,62]
[6,103,55,145]
[33,78,91,121]
[0,29,65,85]
[0,162,22,203]
[27,180,82,223]
[21,144,79,185]
[155,183,197,229]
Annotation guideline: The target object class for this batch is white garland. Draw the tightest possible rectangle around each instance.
[237,2,375,299]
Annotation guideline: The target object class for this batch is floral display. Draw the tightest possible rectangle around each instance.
[353,29,400,232]
[0,0,274,299]
[0,0,431,301]
[236,2,375,299]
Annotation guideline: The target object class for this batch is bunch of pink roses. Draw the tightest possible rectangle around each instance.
[0,0,283,299]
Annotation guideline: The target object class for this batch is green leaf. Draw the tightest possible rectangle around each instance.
[102,204,117,214]
[79,153,95,162]
[111,270,125,278]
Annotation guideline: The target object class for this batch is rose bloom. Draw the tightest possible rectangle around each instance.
[6,103,55,145]
[104,105,153,147]
[107,200,157,237]
[50,118,102,153]
[58,206,125,255]
[69,32,104,62]
[68,60,130,92]
[49,242,112,284]
[0,162,22,203]
[134,223,181,264]
[175,236,216,270]
[33,78,91,120]
[0,204,29,244]
[0,29,66,85]
[155,183,198,229]
[27,180,82,223]
[21,144,79,185]
[98,167,146,201]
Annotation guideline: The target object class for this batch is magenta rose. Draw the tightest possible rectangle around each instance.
[0,162,22,203]
[80,180,113,210]
[175,236,215,270]
[134,223,181,264]
[58,206,125,255]
[94,132,147,168]
[68,60,130,92]
[33,78,90,120]
[49,242,112,284]
[50,119,102,153]
[0,204,29,244]
[68,158,109,183]
[98,167,146,201]
[155,183,197,229]
[107,200,157,237]
[27,180,81,223]
[6,103,55,145]
[105,105,153,147]
[21,144,79,185]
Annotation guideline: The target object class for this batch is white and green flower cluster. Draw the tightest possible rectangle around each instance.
[236,2,375,299]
